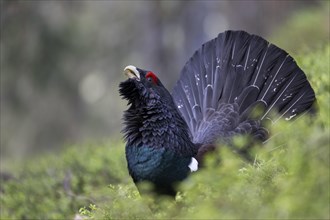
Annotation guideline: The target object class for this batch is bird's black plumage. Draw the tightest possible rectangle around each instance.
[119,67,197,195]
[119,31,316,196]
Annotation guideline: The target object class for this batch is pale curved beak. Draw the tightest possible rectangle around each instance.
[124,65,140,81]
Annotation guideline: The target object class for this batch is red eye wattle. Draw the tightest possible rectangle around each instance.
[146,71,158,84]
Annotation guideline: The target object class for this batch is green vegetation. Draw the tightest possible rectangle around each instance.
[270,1,329,55]
[0,140,127,219]
[1,45,329,219]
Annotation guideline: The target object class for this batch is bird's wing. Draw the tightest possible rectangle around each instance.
[172,30,315,144]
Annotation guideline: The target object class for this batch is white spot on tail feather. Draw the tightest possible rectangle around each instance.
[285,114,297,121]
[189,157,198,172]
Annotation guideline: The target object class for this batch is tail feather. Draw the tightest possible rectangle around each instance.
[172,30,316,144]
[237,85,260,114]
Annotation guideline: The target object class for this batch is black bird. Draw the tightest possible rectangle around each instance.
[119,30,316,196]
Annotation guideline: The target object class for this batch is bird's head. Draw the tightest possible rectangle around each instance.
[119,65,172,107]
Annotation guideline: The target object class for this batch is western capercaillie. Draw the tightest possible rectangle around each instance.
[119,30,316,196]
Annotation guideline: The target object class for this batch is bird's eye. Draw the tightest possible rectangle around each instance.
[146,71,158,85]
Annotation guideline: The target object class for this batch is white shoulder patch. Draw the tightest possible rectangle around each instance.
[188,157,198,172]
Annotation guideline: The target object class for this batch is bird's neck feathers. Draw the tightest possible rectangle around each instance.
[122,94,196,155]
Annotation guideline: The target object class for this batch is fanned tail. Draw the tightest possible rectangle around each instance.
[172,30,316,145]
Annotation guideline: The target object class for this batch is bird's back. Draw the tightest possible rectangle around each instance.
[172,31,316,147]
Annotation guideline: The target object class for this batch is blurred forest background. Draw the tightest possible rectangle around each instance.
[1,0,329,163]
